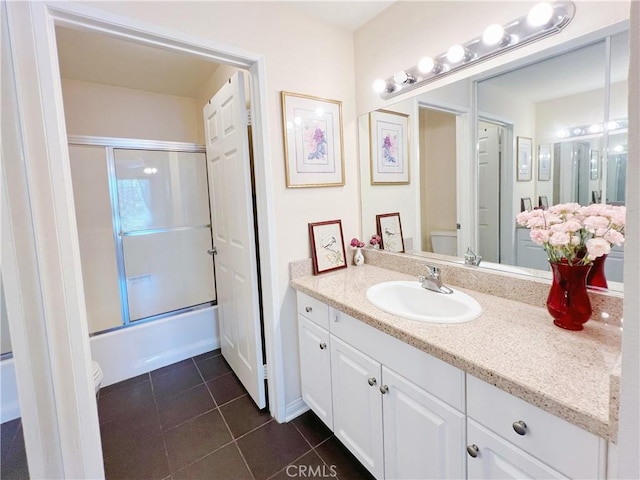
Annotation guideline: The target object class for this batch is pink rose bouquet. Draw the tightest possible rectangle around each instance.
[516,203,625,265]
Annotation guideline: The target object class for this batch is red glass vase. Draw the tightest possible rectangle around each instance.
[587,254,608,289]
[547,261,592,331]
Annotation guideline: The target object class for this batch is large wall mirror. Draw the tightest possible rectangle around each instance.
[359,28,628,292]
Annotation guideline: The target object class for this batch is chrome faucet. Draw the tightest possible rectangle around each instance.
[464,247,482,267]
[418,265,453,294]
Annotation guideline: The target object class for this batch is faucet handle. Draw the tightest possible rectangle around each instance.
[425,264,440,277]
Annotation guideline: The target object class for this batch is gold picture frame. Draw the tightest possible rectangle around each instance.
[281,92,344,188]
[369,110,410,185]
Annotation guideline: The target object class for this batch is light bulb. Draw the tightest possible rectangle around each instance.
[418,57,436,73]
[372,79,386,94]
[527,2,554,27]
[143,167,158,175]
[446,45,466,63]
[589,123,603,134]
[572,128,583,135]
[394,71,409,84]
[606,121,620,131]
[613,145,624,152]
[557,129,569,138]
[482,24,507,46]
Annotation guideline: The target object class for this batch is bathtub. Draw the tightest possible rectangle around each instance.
[1,306,219,423]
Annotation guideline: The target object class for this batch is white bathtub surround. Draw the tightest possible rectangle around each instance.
[1,358,20,423]
[0,306,219,421]
[91,306,219,387]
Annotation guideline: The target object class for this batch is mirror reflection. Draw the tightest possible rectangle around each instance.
[359,29,628,290]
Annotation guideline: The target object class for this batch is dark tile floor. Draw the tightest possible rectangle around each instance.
[1,349,372,480]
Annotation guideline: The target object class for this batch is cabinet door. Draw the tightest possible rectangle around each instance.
[330,336,384,479]
[382,367,465,480]
[298,316,333,429]
[467,419,567,479]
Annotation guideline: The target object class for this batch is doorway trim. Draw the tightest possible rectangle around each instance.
[4,2,281,477]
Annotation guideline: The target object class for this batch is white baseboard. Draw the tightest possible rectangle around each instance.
[284,396,309,423]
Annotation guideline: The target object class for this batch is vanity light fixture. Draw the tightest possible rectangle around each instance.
[555,118,628,139]
[373,1,575,99]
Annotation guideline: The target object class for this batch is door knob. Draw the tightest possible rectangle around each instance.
[319,342,327,350]
[305,306,313,313]
[207,247,217,255]
[368,377,377,386]
[380,385,389,394]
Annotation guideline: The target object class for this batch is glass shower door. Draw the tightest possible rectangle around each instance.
[114,149,216,321]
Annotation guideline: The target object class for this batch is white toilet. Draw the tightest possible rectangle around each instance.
[430,230,458,256]
[92,361,103,398]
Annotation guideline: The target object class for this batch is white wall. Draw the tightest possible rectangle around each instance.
[478,82,537,216]
[85,1,359,412]
[359,98,419,250]
[61,78,201,143]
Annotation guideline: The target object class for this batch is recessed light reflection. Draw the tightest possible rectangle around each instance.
[143,167,158,175]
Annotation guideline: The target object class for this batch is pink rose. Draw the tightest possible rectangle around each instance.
[586,237,611,259]
[529,229,550,245]
[549,231,570,247]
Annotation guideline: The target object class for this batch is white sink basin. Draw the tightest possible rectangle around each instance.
[366,281,482,324]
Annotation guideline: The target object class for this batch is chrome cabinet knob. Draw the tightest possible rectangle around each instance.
[512,420,527,436]
[466,444,480,458]
[319,342,327,350]
[380,385,389,394]
[368,377,377,386]
[305,306,313,313]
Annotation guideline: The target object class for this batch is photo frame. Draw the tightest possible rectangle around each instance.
[590,150,600,180]
[521,197,533,212]
[538,144,552,181]
[308,220,347,275]
[517,136,533,182]
[376,212,405,253]
[538,195,548,210]
[369,110,410,185]
[282,92,344,188]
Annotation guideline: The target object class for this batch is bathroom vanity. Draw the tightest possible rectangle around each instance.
[291,257,621,479]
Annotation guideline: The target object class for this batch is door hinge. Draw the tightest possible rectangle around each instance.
[246,109,252,127]
[263,364,268,380]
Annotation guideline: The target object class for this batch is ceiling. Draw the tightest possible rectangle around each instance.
[55,2,395,98]
[55,27,220,98]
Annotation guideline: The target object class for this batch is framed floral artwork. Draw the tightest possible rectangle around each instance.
[538,144,552,181]
[308,220,347,275]
[281,92,344,188]
[369,110,409,184]
[517,136,533,182]
[376,212,405,253]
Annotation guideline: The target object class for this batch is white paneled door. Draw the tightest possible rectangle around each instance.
[477,123,501,263]
[203,72,266,408]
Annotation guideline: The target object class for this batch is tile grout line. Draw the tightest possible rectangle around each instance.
[149,368,174,477]
[264,446,318,480]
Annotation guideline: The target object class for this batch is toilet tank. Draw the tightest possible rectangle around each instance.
[430,230,458,256]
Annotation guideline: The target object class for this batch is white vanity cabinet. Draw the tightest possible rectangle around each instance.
[296,291,466,480]
[297,293,333,429]
[466,375,607,479]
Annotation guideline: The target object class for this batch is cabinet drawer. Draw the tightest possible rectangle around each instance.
[467,375,604,479]
[297,292,329,329]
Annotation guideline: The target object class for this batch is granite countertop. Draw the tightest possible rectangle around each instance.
[290,264,622,441]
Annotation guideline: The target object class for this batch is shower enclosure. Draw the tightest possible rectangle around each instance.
[69,137,217,335]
